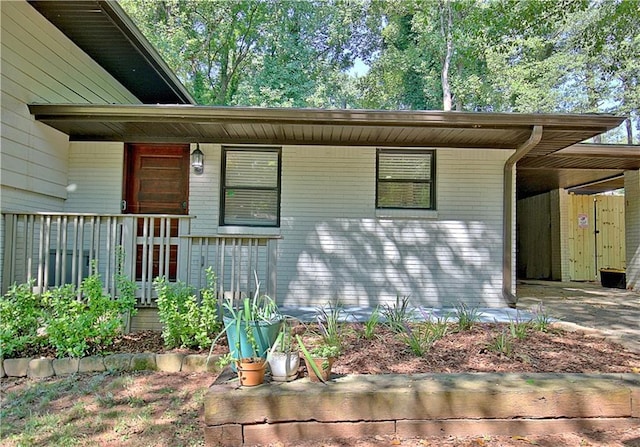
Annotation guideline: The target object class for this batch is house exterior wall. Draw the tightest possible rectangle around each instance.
[189,144,511,308]
[1,0,139,210]
[0,1,138,289]
[550,189,571,282]
[64,142,125,214]
[516,188,570,282]
[625,170,640,290]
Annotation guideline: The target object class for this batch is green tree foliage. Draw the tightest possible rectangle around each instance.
[120,0,639,142]
[120,0,372,108]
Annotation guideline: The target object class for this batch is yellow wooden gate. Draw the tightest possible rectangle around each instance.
[568,193,626,281]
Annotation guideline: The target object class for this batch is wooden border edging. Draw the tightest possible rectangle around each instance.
[204,372,640,446]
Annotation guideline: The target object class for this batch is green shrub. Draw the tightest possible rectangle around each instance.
[45,268,137,358]
[0,281,46,358]
[154,267,221,350]
[1,259,136,359]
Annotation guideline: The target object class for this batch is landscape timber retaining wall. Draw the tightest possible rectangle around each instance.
[204,372,640,446]
[1,353,222,378]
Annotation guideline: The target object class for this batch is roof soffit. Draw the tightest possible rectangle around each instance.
[27,104,625,158]
[27,0,194,105]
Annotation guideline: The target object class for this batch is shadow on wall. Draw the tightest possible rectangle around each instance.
[282,218,503,308]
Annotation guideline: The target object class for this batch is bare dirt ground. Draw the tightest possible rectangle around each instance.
[3,321,640,447]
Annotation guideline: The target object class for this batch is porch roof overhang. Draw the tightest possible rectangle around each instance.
[518,143,640,197]
[28,103,633,197]
[28,1,194,105]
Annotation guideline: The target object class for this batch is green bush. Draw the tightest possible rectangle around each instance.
[1,265,137,359]
[154,267,221,350]
[45,269,137,358]
[0,281,46,358]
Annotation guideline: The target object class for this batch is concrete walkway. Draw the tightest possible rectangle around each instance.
[516,280,640,353]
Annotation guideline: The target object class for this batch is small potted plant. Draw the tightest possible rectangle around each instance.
[296,335,341,383]
[267,318,300,382]
[219,272,283,386]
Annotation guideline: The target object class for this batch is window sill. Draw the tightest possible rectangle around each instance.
[217,226,281,237]
[375,209,438,219]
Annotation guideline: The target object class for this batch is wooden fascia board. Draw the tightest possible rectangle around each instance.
[27,104,625,130]
[554,144,640,158]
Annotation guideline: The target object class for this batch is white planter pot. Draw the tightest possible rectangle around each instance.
[267,351,300,382]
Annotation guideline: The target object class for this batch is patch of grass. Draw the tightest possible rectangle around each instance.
[361,305,380,340]
[454,303,481,331]
[127,395,146,408]
[487,330,513,357]
[1,371,215,447]
[382,295,414,333]
[158,386,175,395]
[96,391,117,408]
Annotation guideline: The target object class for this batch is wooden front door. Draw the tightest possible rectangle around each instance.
[123,143,190,281]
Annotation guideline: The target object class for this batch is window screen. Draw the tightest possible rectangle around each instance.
[376,150,435,209]
[221,148,281,226]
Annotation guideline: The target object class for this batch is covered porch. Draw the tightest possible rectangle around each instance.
[1,212,278,315]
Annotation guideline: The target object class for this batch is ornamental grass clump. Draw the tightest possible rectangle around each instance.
[454,302,481,331]
[315,301,345,349]
[381,295,414,333]
[399,311,450,357]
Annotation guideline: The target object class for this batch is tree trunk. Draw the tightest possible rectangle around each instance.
[441,0,453,112]
[625,117,633,144]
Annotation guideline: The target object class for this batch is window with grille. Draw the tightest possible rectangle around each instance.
[376,150,435,210]
[221,147,281,226]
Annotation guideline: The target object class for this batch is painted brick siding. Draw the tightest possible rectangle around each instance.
[277,147,510,308]
[186,145,510,308]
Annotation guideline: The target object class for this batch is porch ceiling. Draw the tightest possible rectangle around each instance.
[28,104,634,198]
[518,143,640,198]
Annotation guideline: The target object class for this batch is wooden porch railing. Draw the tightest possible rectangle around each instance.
[1,212,278,306]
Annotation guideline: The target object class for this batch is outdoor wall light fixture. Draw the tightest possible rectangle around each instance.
[191,145,204,174]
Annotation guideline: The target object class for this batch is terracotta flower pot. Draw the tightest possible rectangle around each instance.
[236,358,267,386]
[303,357,335,382]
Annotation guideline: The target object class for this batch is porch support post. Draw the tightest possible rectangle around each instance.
[503,125,543,306]
[625,170,640,290]
[1,213,16,294]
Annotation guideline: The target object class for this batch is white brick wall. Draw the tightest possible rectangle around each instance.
[186,145,510,307]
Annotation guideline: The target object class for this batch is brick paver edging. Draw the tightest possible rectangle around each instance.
[204,372,640,446]
[1,353,222,378]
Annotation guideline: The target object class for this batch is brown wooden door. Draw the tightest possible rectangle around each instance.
[124,143,190,214]
[123,143,190,281]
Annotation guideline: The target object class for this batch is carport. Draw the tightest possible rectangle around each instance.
[516,143,640,290]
